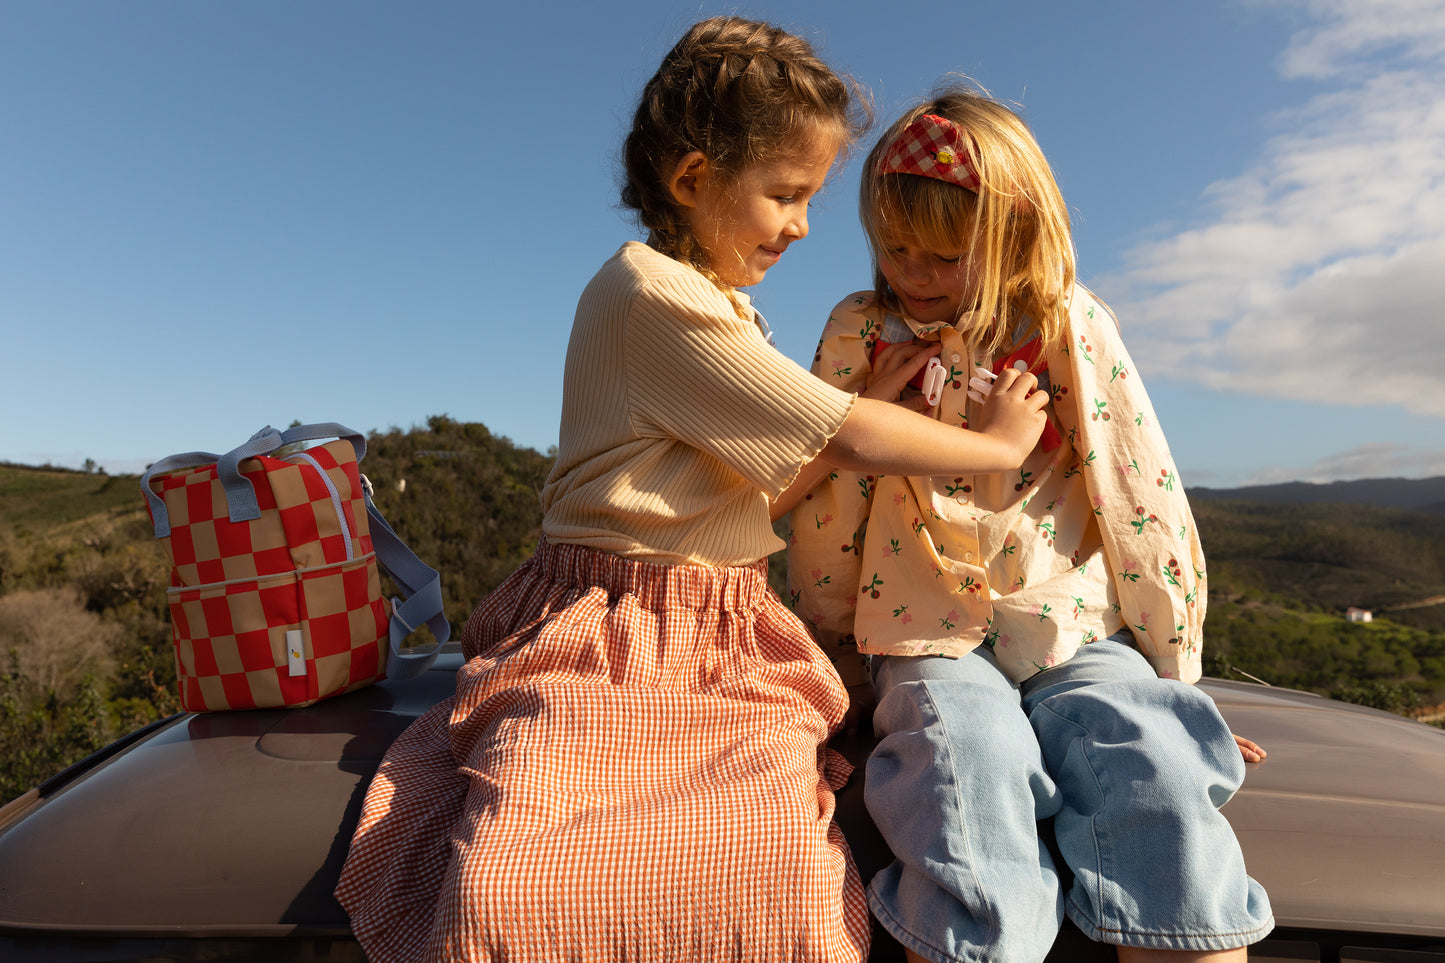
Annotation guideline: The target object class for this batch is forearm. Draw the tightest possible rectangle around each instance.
[771,457,834,521]
[819,397,1024,476]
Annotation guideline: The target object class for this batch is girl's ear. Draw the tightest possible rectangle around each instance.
[667,151,711,209]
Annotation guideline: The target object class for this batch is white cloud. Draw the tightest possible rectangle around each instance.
[1275,0,1445,79]
[1098,1,1445,419]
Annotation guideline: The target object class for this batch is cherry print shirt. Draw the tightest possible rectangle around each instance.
[786,285,1206,686]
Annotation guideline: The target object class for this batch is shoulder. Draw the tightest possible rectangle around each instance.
[822,290,885,338]
[1065,282,1121,334]
[595,241,703,294]
[585,242,737,326]
[830,290,880,320]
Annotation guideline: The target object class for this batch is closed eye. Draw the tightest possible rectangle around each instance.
[885,245,961,264]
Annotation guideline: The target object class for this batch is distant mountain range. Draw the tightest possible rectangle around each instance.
[1191,476,1445,515]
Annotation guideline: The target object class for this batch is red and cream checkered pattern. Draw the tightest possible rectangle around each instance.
[336,539,871,962]
[145,439,390,711]
[876,112,980,190]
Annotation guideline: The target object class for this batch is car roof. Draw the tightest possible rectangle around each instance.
[0,652,461,937]
[1,653,1443,942]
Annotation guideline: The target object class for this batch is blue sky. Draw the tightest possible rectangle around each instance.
[3,0,1443,488]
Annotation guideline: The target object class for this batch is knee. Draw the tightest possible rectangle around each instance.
[874,678,1031,771]
[1032,679,1245,804]
[868,680,1052,820]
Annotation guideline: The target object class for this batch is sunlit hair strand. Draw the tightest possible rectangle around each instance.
[860,81,1075,358]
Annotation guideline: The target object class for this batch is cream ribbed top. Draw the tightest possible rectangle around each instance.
[540,242,855,567]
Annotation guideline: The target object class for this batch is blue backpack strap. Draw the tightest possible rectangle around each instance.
[363,482,451,678]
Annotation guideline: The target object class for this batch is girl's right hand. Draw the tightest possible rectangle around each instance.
[974,367,1049,465]
[863,341,941,411]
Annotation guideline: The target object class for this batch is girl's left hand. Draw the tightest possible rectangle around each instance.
[864,341,940,411]
[1234,733,1266,763]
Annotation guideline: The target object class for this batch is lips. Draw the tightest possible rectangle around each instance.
[903,292,942,309]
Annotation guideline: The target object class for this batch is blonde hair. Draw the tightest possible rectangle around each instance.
[860,82,1075,358]
[622,17,869,312]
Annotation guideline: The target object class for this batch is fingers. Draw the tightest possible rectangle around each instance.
[873,341,939,378]
[993,368,1050,411]
[863,341,941,403]
[992,366,1038,395]
[1234,733,1266,763]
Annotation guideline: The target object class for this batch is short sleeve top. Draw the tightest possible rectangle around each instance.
[541,243,856,567]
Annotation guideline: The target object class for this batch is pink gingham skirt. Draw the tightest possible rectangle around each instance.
[335,539,870,962]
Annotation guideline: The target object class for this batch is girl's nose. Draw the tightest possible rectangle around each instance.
[784,209,809,240]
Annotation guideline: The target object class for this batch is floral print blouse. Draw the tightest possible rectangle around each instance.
[786,285,1206,686]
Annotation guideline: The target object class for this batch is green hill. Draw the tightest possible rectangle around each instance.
[3,425,1443,803]
[1193,498,1445,631]
[0,462,143,535]
[1185,497,1445,713]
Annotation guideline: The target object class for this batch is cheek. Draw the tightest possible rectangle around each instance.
[745,203,780,239]
[938,263,979,302]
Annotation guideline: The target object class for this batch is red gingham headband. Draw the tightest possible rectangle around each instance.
[876,113,979,191]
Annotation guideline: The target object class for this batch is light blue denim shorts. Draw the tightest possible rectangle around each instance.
[865,636,1274,962]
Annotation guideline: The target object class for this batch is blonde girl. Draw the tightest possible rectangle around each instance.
[789,85,1274,963]
[336,29,1046,962]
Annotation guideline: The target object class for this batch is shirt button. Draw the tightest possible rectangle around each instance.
[951,353,961,363]
[964,552,973,562]
[1013,360,1029,372]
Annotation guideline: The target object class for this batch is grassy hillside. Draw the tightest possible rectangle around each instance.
[1193,498,1445,632]
[3,428,1443,803]
[0,463,143,536]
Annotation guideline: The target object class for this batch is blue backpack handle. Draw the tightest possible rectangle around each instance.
[141,424,368,537]
[140,449,224,538]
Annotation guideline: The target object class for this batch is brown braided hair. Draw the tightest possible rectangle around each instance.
[622,17,868,305]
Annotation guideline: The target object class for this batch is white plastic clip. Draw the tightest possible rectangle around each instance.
[921,357,947,407]
[967,367,998,404]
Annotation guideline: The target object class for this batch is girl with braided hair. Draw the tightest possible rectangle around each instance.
[336,21,1046,962]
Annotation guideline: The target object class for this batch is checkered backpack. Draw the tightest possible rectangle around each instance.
[140,423,449,712]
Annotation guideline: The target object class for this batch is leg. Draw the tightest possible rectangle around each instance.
[865,650,1064,963]
[1021,637,1273,954]
[1116,948,1247,963]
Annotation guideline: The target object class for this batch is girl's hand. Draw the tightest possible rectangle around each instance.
[1234,733,1266,763]
[863,341,940,412]
[973,367,1048,465]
